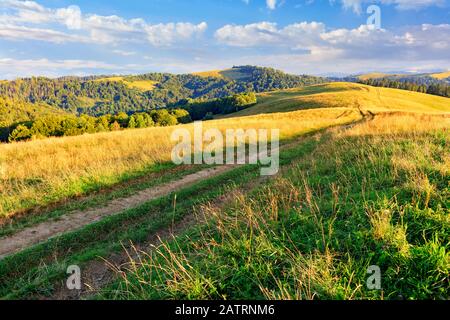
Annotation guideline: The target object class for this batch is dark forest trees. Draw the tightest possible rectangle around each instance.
[0,66,325,117]
[6,109,190,142]
[173,92,257,120]
[359,79,450,98]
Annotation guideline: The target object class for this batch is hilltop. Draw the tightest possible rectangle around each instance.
[0,79,448,300]
[0,66,325,117]
[221,82,450,118]
[343,71,450,85]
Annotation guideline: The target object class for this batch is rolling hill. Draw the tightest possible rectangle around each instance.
[193,67,253,81]
[347,71,450,85]
[222,82,450,118]
[0,79,449,300]
[0,66,325,117]
[94,76,159,92]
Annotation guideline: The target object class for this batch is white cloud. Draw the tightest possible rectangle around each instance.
[215,21,450,62]
[145,22,208,46]
[215,21,326,47]
[0,0,207,46]
[266,0,278,10]
[112,50,137,56]
[55,5,82,30]
[337,0,445,13]
[0,24,90,43]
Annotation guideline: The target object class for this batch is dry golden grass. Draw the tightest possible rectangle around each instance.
[1,83,448,220]
[116,112,449,300]
[0,107,360,219]
[94,77,158,91]
[431,71,450,80]
[230,82,450,117]
[192,68,250,81]
[357,73,392,80]
[192,70,225,78]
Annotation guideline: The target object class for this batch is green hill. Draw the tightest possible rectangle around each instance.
[223,82,450,118]
[0,97,67,140]
[0,66,325,118]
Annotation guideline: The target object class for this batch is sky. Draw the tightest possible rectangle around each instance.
[0,0,449,78]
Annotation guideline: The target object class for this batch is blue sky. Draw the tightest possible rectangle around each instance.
[0,0,449,78]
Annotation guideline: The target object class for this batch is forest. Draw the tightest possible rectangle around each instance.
[358,79,450,97]
[172,92,257,120]
[0,66,325,116]
[1,91,256,142]
[5,109,191,142]
[0,66,323,142]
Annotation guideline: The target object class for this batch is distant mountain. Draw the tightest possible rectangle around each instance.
[0,66,326,117]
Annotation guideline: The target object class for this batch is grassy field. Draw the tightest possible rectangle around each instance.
[101,113,450,300]
[94,77,158,91]
[193,68,251,81]
[0,99,360,221]
[357,73,393,80]
[1,82,448,221]
[227,82,450,117]
[431,71,450,80]
[0,82,448,300]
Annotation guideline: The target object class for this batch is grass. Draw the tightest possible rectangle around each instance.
[101,113,449,300]
[192,70,225,78]
[0,103,361,221]
[0,136,320,299]
[0,163,210,238]
[94,77,158,91]
[431,71,450,80]
[357,73,393,80]
[193,68,251,81]
[228,82,450,117]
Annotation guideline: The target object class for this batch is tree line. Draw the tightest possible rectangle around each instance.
[171,92,257,120]
[359,79,450,98]
[0,66,325,117]
[2,91,257,142]
[5,109,191,142]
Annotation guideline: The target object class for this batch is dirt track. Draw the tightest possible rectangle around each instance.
[0,165,234,259]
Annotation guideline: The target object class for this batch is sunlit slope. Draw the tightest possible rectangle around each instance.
[227,82,450,117]
[193,68,252,81]
[94,77,158,91]
[431,71,450,80]
[0,106,360,220]
[357,73,393,80]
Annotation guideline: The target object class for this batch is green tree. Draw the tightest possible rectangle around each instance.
[110,121,121,131]
[9,125,32,142]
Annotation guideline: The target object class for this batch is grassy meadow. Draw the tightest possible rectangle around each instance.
[0,97,361,221]
[94,77,158,91]
[0,82,449,300]
[103,113,450,300]
[1,82,448,222]
[229,82,450,117]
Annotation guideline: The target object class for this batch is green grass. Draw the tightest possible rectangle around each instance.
[0,136,320,299]
[93,77,158,91]
[225,82,450,118]
[192,68,252,81]
[0,162,209,238]
[100,114,449,300]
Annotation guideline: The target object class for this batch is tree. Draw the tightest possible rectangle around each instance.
[128,116,136,128]
[9,125,32,142]
[110,121,121,131]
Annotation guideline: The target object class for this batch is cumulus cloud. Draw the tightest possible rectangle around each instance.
[215,21,326,47]
[266,0,278,10]
[337,0,445,13]
[215,21,450,62]
[0,0,208,46]
[0,24,90,43]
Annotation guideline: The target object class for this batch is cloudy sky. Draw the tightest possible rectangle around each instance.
[0,0,449,78]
